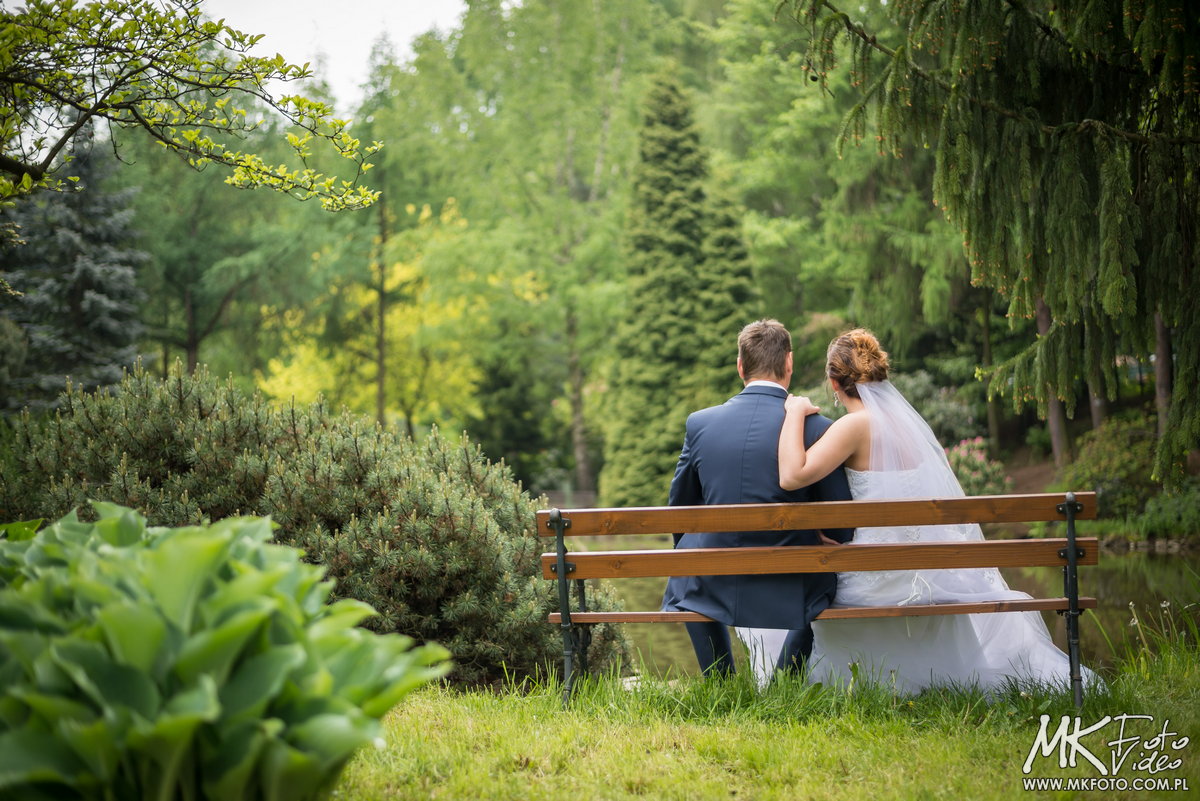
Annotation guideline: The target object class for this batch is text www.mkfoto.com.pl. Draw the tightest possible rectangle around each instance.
[1022,777,1190,792]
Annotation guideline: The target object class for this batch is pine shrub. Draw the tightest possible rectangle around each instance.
[0,366,627,685]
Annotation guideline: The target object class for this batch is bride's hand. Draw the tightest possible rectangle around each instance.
[784,394,820,416]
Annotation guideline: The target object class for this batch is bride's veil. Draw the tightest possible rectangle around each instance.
[856,380,971,506]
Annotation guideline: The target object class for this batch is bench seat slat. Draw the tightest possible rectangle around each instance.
[537,493,1097,537]
[540,538,1099,580]
[547,597,1099,624]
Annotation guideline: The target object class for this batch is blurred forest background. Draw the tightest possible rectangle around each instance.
[2,0,1195,518]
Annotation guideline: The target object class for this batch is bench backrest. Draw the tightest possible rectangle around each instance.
[537,492,1098,581]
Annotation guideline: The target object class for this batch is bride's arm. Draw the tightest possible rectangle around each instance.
[778,398,866,490]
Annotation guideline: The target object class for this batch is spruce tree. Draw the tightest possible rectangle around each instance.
[788,0,1200,483]
[693,191,760,405]
[0,148,144,413]
[602,74,753,506]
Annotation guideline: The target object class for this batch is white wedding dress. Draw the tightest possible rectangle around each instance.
[737,380,1098,693]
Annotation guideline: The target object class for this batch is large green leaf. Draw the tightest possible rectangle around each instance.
[57,714,122,781]
[89,502,146,547]
[174,604,273,686]
[0,519,42,542]
[9,688,96,727]
[218,644,305,727]
[97,602,168,674]
[203,719,283,801]
[142,528,233,631]
[306,598,377,641]
[127,676,221,801]
[0,730,87,788]
[50,640,161,720]
[284,713,376,771]
[259,738,327,801]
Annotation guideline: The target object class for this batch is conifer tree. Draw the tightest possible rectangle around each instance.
[788,0,1200,482]
[602,74,752,506]
[693,191,760,404]
[0,148,144,413]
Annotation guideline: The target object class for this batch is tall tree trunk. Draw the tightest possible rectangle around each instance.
[184,289,199,374]
[1036,298,1069,469]
[1087,381,1107,429]
[374,193,389,426]
[979,303,1001,456]
[1155,313,1173,439]
[566,306,594,494]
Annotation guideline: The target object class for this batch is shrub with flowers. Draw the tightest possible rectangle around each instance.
[946,437,1013,496]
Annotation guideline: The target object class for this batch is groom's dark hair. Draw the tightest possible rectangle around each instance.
[738,319,791,380]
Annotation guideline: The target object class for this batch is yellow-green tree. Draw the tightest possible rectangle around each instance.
[257,202,482,437]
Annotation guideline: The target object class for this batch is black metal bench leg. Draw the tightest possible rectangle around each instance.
[549,509,579,706]
[1059,492,1085,709]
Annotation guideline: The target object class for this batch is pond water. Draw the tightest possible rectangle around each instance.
[604,541,1200,677]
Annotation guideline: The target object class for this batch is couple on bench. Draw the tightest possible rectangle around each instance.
[662,320,1096,692]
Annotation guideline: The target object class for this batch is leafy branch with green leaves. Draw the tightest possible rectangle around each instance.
[0,0,381,209]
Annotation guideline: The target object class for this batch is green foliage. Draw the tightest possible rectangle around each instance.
[1135,478,1200,540]
[0,503,449,801]
[945,437,1013,497]
[1061,416,1161,519]
[0,0,378,208]
[0,147,144,414]
[890,370,983,446]
[603,72,753,506]
[0,365,627,685]
[787,0,1200,484]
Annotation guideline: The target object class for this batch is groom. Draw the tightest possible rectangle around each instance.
[661,319,853,675]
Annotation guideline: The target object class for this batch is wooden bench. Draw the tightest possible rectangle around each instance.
[537,491,1098,705]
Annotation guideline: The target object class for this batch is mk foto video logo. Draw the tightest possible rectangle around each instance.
[1020,714,1191,793]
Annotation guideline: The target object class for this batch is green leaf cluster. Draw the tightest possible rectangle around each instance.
[0,364,627,685]
[0,503,449,801]
[1061,415,1162,519]
[788,0,1200,482]
[0,0,379,209]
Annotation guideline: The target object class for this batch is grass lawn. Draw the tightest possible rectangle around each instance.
[336,627,1200,801]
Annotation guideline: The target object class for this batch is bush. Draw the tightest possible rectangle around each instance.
[946,437,1013,496]
[1135,478,1200,540]
[0,366,627,685]
[0,504,449,801]
[1060,416,1160,519]
[890,371,983,447]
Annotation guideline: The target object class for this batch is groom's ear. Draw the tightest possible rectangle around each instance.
[736,356,746,380]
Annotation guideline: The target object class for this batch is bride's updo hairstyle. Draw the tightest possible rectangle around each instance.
[826,328,889,399]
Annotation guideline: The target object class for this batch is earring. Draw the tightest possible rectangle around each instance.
[833,391,840,408]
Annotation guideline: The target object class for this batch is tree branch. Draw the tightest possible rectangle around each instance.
[813,0,1200,147]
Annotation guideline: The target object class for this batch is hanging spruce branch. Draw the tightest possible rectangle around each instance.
[787,0,1200,483]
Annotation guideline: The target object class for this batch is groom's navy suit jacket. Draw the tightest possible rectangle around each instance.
[660,384,853,629]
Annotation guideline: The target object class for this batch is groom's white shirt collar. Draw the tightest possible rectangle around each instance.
[743,380,787,391]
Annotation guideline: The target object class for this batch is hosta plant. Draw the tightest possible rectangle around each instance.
[0,503,450,801]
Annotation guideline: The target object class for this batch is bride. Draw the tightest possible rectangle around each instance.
[737,328,1097,693]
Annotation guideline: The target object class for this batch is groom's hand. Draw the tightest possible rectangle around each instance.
[817,532,843,546]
